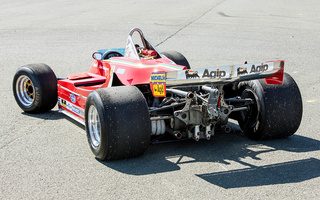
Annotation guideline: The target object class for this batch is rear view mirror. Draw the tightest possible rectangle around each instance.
[92,52,102,60]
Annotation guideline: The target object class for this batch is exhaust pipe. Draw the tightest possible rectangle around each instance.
[222,125,231,133]
[174,131,182,139]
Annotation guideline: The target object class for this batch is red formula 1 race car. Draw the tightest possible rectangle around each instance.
[13,28,303,160]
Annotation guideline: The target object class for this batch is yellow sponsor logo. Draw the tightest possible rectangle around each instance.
[150,72,166,97]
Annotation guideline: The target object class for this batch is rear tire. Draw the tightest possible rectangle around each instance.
[161,51,190,69]
[85,86,151,160]
[237,73,303,140]
[13,63,57,113]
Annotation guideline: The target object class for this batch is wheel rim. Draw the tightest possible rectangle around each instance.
[88,105,101,149]
[240,88,260,129]
[16,75,35,107]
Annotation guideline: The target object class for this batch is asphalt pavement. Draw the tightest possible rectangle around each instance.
[1,0,320,199]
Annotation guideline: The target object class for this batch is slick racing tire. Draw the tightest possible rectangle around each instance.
[237,73,303,140]
[85,86,151,160]
[161,51,190,69]
[13,63,57,113]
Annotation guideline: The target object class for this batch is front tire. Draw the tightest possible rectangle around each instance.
[13,63,57,113]
[85,86,151,160]
[237,73,303,140]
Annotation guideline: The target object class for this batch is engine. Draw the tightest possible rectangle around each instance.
[149,85,251,141]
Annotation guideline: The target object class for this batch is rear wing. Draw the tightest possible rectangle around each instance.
[165,60,284,87]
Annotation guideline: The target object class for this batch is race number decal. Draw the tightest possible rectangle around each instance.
[150,72,166,97]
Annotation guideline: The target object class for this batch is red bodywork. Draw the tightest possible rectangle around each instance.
[57,56,186,121]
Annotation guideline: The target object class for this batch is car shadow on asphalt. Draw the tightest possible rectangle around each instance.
[22,110,86,129]
[21,110,66,121]
[26,111,320,188]
[196,157,320,189]
[98,129,320,188]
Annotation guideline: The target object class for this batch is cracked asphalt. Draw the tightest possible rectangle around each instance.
[1,0,320,199]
